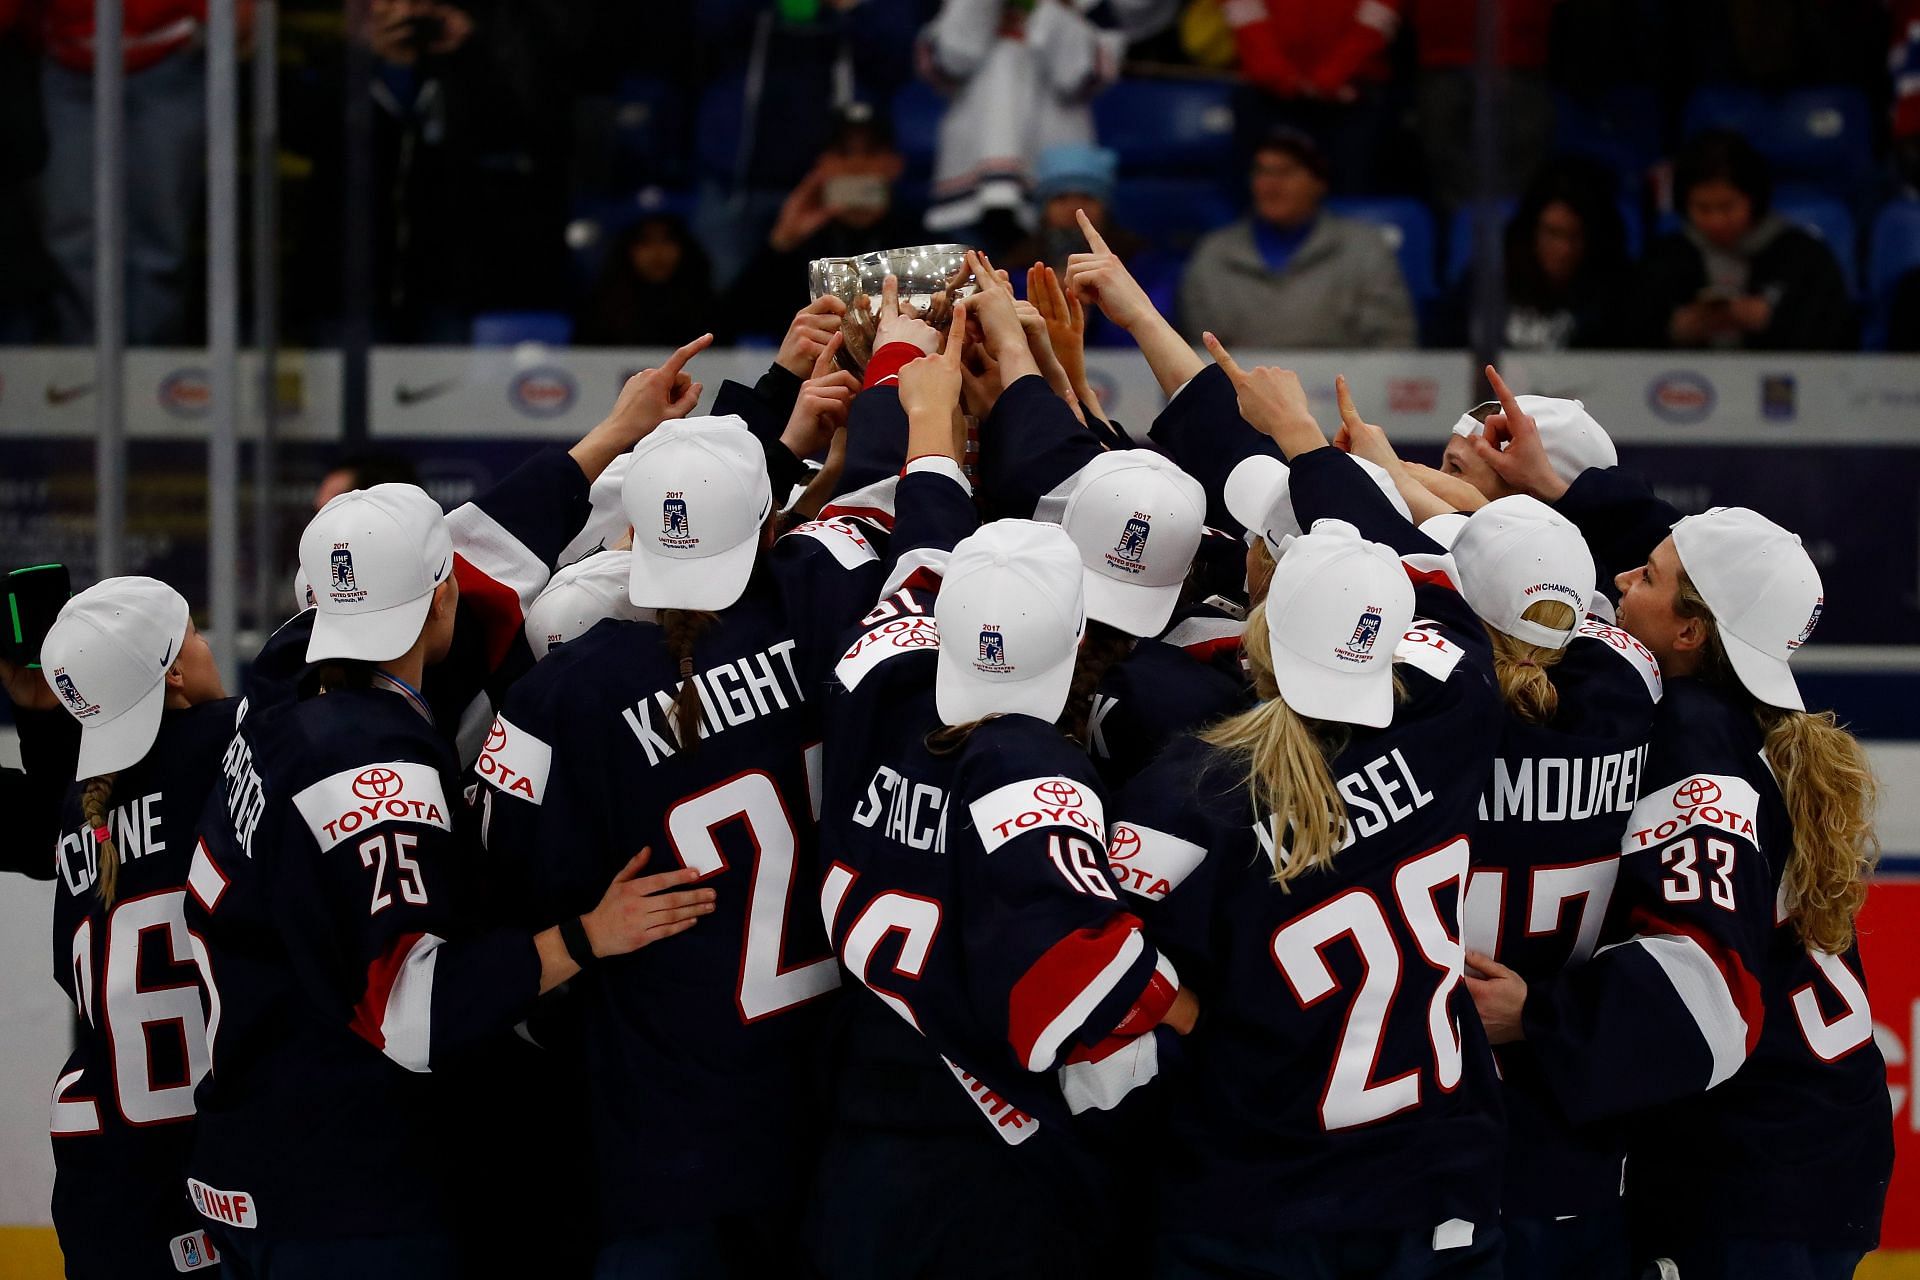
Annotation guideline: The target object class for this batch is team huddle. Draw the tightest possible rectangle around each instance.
[23,232,1893,1280]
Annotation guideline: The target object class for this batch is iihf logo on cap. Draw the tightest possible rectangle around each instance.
[1338,607,1384,663]
[1789,596,1824,650]
[52,668,95,717]
[976,625,1011,673]
[660,493,696,547]
[328,543,367,602]
[1107,514,1151,574]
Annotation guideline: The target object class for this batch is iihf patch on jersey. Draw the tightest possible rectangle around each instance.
[292,760,451,850]
[475,713,552,804]
[969,775,1106,852]
[1106,821,1207,900]
[1104,514,1152,574]
[188,1177,257,1229]
[1337,607,1385,664]
[975,626,1012,674]
[169,1228,220,1271]
[835,615,940,691]
[328,544,367,603]
[1393,623,1465,682]
[1620,772,1762,854]
[659,494,696,548]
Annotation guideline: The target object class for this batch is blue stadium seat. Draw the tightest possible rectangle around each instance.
[693,73,748,183]
[1446,197,1645,284]
[1682,85,1874,189]
[892,79,946,179]
[471,311,574,348]
[610,75,690,188]
[564,188,698,292]
[1771,190,1858,294]
[1552,87,1664,187]
[1326,197,1438,302]
[1869,200,1920,302]
[1093,79,1237,175]
[1110,178,1239,252]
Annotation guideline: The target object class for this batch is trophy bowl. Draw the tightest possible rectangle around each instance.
[809,243,977,370]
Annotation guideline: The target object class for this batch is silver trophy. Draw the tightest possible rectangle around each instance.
[809,244,977,370]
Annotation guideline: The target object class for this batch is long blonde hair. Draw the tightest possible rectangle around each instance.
[1675,572,1879,953]
[1202,603,1355,888]
[80,774,121,905]
[1488,599,1580,724]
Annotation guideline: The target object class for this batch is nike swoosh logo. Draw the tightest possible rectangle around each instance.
[162,640,176,667]
[45,383,94,406]
[395,379,456,406]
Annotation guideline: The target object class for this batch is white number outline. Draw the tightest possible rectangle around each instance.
[1661,836,1736,911]
[1047,834,1117,901]
[1790,949,1875,1063]
[95,889,211,1127]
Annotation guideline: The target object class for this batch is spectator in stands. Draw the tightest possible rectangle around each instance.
[575,213,717,348]
[919,0,1136,246]
[1178,127,1416,348]
[1441,157,1630,351]
[1410,0,1554,210]
[1218,0,1402,194]
[690,0,923,289]
[719,102,919,342]
[313,452,421,512]
[1627,130,1856,351]
[1003,141,1163,346]
[36,0,222,345]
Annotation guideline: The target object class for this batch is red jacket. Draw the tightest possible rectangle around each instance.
[37,0,206,72]
[1220,0,1404,98]
[1411,0,1552,70]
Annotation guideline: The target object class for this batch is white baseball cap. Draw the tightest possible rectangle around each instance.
[1261,519,1413,729]
[1060,451,1206,638]
[1671,507,1821,711]
[623,416,771,611]
[301,483,454,663]
[1451,495,1593,650]
[559,452,635,565]
[1419,512,1470,549]
[1224,453,1411,555]
[42,577,192,778]
[524,551,654,660]
[1452,395,1618,485]
[935,520,1086,727]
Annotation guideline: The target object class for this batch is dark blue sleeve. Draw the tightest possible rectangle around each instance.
[1554,466,1683,580]
[714,363,805,444]
[833,385,911,501]
[1146,364,1279,535]
[1285,448,1445,558]
[886,467,980,580]
[462,447,594,575]
[976,374,1105,519]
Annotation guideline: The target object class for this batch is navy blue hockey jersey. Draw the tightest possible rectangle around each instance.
[474,512,890,1235]
[817,466,1179,1147]
[185,686,541,1242]
[50,699,237,1277]
[1110,449,1507,1239]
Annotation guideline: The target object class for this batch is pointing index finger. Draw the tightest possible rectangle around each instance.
[944,301,969,368]
[1335,374,1363,426]
[663,332,714,379]
[1485,364,1523,423]
[1201,331,1244,382]
[811,330,843,379]
[1076,207,1111,256]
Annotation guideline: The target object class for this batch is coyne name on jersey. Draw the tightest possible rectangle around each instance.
[618,637,809,767]
[55,791,165,896]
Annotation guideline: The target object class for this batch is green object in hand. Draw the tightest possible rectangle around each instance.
[779,0,820,22]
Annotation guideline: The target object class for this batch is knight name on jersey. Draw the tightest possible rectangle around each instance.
[968,776,1107,854]
[1256,746,1435,866]
[220,729,267,859]
[851,765,950,853]
[55,790,165,896]
[1478,744,1649,824]
[1621,772,1763,853]
[620,637,806,767]
[291,761,451,851]
[475,713,552,803]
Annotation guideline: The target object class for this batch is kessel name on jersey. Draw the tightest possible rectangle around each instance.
[292,761,451,851]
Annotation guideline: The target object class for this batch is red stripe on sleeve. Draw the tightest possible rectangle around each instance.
[349,931,426,1054]
[1008,912,1147,1068]
[452,553,526,672]
[1629,907,1766,1054]
[863,343,926,389]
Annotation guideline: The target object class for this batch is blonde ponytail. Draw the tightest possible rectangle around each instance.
[1675,572,1880,952]
[80,774,121,906]
[1202,603,1350,888]
[1488,599,1579,724]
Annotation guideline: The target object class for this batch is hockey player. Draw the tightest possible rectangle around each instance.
[1287,384,1665,1277]
[40,579,232,1277]
[475,411,892,1278]
[1112,344,1508,1279]
[810,329,1195,1279]
[184,486,714,1279]
[1462,371,1892,1280]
